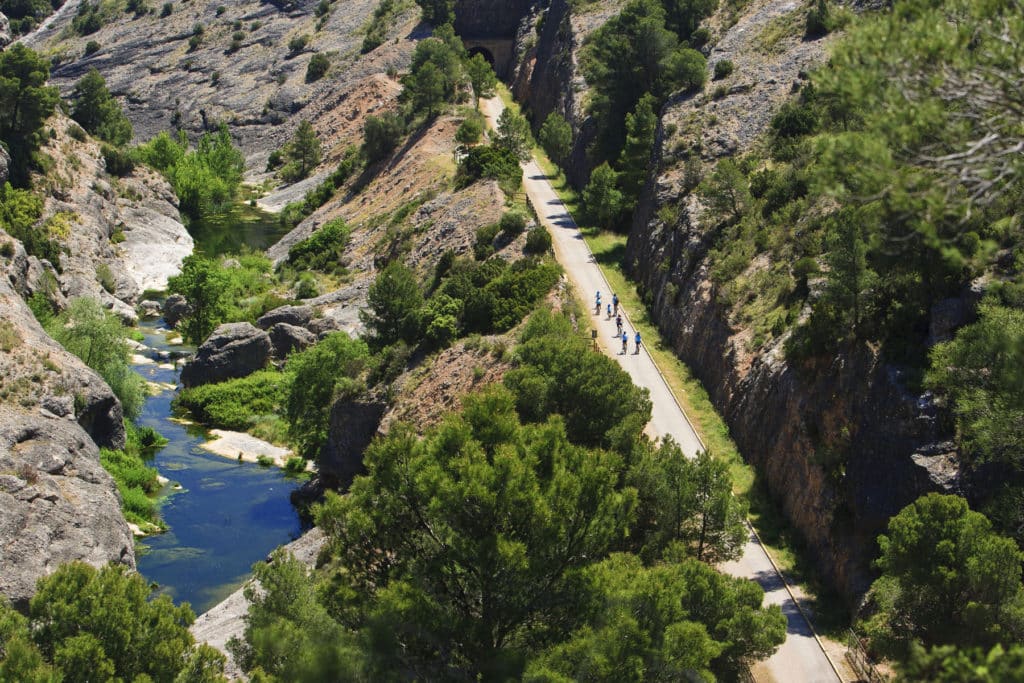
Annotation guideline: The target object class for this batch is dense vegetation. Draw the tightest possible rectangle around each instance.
[69,69,132,147]
[0,0,64,35]
[0,44,59,187]
[0,562,225,681]
[136,126,244,223]
[228,307,785,681]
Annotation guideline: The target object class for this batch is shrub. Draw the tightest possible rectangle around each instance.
[362,112,404,163]
[288,34,310,55]
[215,4,225,14]
[455,116,483,145]
[287,217,349,273]
[160,1,171,16]
[175,369,290,431]
[101,144,134,176]
[257,455,274,467]
[805,0,833,38]
[499,211,527,239]
[188,33,202,51]
[284,456,307,474]
[524,227,552,254]
[68,123,87,141]
[473,222,500,260]
[306,53,329,82]
[713,59,734,80]
[84,40,100,56]
[456,144,521,191]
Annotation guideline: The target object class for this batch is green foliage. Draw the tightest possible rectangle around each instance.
[0,182,61,265]
[137,127,244,222]
[898,643,1024,683]
[457,144,522,192]
[805,0,840,38]
[524,226,552,254]
[166,255,229,345]
[69,69,132,145]
[314,386,637,680]
[926,303,1024,469]
[495,108,532,161]
[581,162,624,230]
[175,369,289,431]
[361,261,424,349]
[47,297,146,419]
[102,144,135,176]
[100,444,163,525]
[713,58,734,80]
[305,53,330,82]
[400,28,465,116]
[580,0,707,164]
[505,309,651,450]
[286,217,349,273]
[361,112,404,164]
[862,494,1024,658]
[627,441,748,563]
[466,52,497,100]
[361,0,399,53]
[618,93,658,208]
[84,40,100,55]
[499,211,527,239]
[525,553,785,682]
[71,1,105,35]
[286,332,370,458]
[278,146,360,229]
[24,562,222,682]
[414,0,453,26]
[288,34,310,55]
[279,120,321,182]
[454,114,483,144]
[538,112,572,167]
[0,44,60,186]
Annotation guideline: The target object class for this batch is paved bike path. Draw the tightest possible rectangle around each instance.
[480,98,841,683]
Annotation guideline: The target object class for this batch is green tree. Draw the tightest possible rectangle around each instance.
[618,92,658,206]
[315,386,637,680]
[662,0,718,40]
[401,33,463,116]
[628,440,747,563]
[47,297,146,419]
[898,643,1024,683]
[360,261,424,349]
[281,120,321,182]
[167,255,229,345]
[495,108,532,161]
[466,52,497,102]
[305,53,329,82]
[538,112,572,167]
[414,0,453,26]
[0,181,60,264]
[0,599,58,682]
[230,550,364,681]
[524,553,786,681]
[581,162,624,231]
[285,332,370,459]
[0,43,60,186]
[361,112,405,163]
[27,561,220,682]
[69,68,132,146]
[863,494,1024,655]
[143,126,243,221]
[822,206,877,337]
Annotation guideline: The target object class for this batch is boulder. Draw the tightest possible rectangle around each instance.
[180,322,272,387]
[138,299,162,318]
[0,408,135,609]
[163,293,190,327]
[269,322,316,359]
[318,398,387,490]
[257,304,313,330]
[306,316,342,338]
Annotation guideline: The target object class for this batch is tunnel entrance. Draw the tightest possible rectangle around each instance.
[461,38,514,79]
[468,46,495,67]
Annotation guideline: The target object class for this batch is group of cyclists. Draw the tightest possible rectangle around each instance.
[595,291,641,355]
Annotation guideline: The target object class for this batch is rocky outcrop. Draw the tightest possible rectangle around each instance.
[0,408,135,609]
[257,304,314,330]
[454,0,537,38]
[0,274,125,449]
[268,322,315,358]
[180,323,272,387]
[318,399,388,489]
[0,12,10,48]
[163,294,190,327]
[0,144,9,184]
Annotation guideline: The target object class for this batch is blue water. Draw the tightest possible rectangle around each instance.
[132,323,305,614]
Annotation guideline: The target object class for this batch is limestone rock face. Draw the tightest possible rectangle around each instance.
[0,12,10,49]
[163,294,190,328]
[0,274,125,449]
[318,399,388,490]
[180,322,272,387]
[0,408,135,609]
[268,322,315,359]
[0,144,9,184]
[257,304,314,330]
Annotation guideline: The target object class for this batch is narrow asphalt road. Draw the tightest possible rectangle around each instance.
[481,97,842,683]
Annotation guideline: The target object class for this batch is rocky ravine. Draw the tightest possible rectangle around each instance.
[0,271,134,608]
[624,0,956,600]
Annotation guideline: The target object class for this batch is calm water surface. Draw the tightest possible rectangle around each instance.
[188,204,290,256]
[132,322,305,614]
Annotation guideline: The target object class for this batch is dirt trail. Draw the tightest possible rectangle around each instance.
[480,97,843,683]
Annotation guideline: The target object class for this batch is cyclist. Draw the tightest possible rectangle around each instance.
[612,293,619,315]
[634,331,642,354]
[621,330,628,354]
[615,314,623,336]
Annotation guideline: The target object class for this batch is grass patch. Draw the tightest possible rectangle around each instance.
[100,423,168,531]
[174,369,290,433]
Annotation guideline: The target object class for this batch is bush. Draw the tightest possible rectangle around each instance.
[362,112,405,163]
[524,227,552,254]
[295,271,319,299]
[288,34,310,55]
[473,222,500,261]
[84,40,100,56]
[499,211,527,239]
[101,144,134,176]
[306,53,329,82]
[287,217,349,273]
[713,59,734,80]
[174,369,290,431]
[455,116,483,145]
[160,1,171,16]
[456,144,521,191]
[284,456,307,474]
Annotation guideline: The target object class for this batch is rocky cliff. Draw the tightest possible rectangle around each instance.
[0,272,134,608]
[622,0,957,600]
